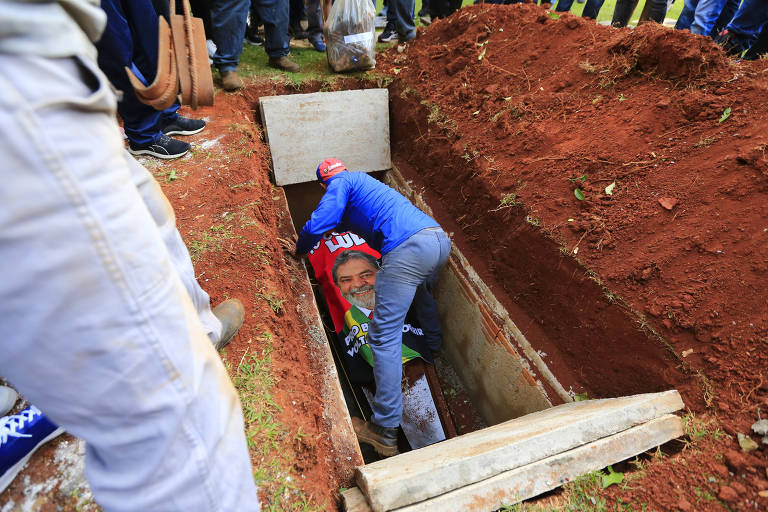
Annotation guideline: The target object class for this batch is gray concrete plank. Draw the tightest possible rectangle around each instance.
[394,414,684,512]
[342,487,373,512]
[356,391,684,512]
[259,89,391,186]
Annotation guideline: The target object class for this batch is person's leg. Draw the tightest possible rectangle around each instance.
[289,0,308,37]
[411,230,451,353]
[0,53,259,512]
[554,0,576,13]
[582,0,605,19]
[368,229,448,428]
[674,0,697,30]
[257,0,291,59]
[96,0,166,146]
[724,0,768,44]
[611,0,639,27]
[743,21,768,59]
[689,0,729,35]
[210,0,250,73]
[639,0,667,23]
[126,151,223,343]
[392,0,416,40]
[709,0,739,37]
[305,0,325,50]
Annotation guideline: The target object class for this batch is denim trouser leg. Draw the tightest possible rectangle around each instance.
[675,0,698,30]
[582,0,605,19]
[391,0,416,38]
[96,0,179,145]
[555,0,575,12]
[127,151,223,343]
[369,229,451,428]
[289,0,306,26]
[211,0,250,72]
[726,0,768,42]
[306,0,323,38]
[710,0,739,36]
[256,0,291,58]
[690,0,729,35]
[0,54,259,512]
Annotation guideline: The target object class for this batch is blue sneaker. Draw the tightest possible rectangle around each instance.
[0,406,64,493]
[309,34,326,52]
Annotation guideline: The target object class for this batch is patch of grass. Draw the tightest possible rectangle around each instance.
[188,223,246,261]
[257,290,286,314]
[682,412,726,449]
[694,135,717,148]
[153,167,187,183]
[229,332,323,511]
[579,61,596,73]
[490,192,522,211]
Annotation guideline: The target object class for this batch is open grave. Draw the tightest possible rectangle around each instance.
[257,87,688,511]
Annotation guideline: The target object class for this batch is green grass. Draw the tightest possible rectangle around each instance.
[230,332,324,511]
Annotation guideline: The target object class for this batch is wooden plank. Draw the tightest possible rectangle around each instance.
[342,487,373,512]
[259,89,391,186]
[394,414,684,512]
[356,390,684,512]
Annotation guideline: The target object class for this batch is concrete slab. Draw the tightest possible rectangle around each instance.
[394,414,684,512]
[342,487,373,512]
[356,390,684,512]
[259,89,391,186]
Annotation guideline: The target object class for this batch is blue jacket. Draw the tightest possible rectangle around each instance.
[296,172,439,255]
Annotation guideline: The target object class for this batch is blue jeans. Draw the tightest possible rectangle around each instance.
[675,0,741,37]
[0,53,258,512]
[386,0,416,38]
[676,0,729,35]
[212,0,290,66]
[726,0,768,43]
[369,228,451,428]
[96,0,179,145]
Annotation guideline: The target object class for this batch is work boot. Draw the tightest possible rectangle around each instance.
[268,56,300,73]
[212,299,245,351]
[221,70,244,91]
[351,417,399,457]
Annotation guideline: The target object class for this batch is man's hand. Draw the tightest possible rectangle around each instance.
[278,234,300,260]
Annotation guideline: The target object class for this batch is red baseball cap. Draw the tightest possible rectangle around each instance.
[316,158,347,183]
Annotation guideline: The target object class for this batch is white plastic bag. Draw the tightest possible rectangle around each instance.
[324,0,376,72]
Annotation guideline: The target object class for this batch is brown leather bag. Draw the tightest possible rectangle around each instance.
[124,0,214,110]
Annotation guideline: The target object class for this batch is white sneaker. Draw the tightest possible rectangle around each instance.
[0,387,17,417]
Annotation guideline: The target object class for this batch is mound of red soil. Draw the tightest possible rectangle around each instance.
[379,3,768,509]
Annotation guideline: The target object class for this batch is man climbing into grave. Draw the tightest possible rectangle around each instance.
[294,159,451,456]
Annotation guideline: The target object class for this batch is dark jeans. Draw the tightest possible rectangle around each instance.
[290,0,323,37]
[726,0,768,43]
[429,0,461,20]
[554,0,605,18]
[96,0,179,145]
[612,0,667,27]
[211,0,289,64]
[386,0,416,38]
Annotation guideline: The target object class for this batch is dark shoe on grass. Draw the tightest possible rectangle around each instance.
[352,417,399,457]
[378,23,398,43]
[162,116,206,136]
[128,134,189,160]
[213,299,245,351]
[268,56,300,73]
[289,24,308,39]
